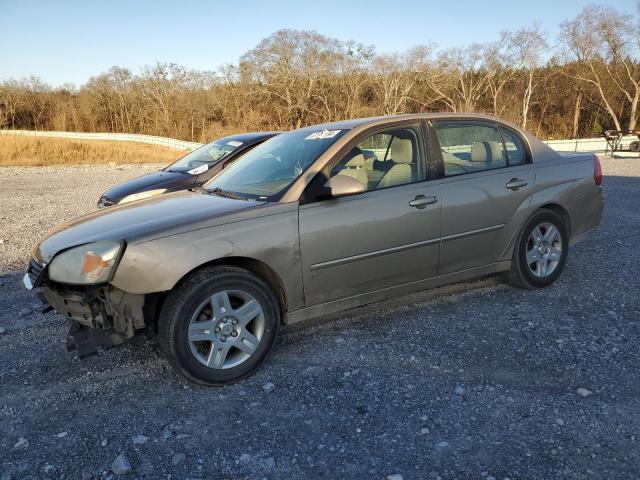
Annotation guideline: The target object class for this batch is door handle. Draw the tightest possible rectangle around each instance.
[506,178,528,190]
[409,195,438,209]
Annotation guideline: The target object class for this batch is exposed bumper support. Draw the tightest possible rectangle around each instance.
[67,322,125,358]
[42,283,147,356]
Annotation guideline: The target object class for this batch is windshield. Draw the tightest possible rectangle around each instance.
[166,138,245,173]
[204,128,348,200]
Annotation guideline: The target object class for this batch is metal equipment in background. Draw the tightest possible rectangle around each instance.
[598,130,640,155]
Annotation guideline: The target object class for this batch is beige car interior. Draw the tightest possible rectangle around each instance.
[377,138,414,189]
[333,132,418,192]
[336,153,368,188]
[443,140,506,176]
[471,141,505,166]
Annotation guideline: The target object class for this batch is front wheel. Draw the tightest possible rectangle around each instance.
[158,266,280,386]
[508,209,569,289]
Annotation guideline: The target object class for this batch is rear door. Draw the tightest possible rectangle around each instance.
[298,122,442,306]
[432,120,535,274]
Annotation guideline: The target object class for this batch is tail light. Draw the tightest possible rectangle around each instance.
[594,154,603,186]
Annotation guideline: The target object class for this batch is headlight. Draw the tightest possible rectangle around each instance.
[48,241,123,284]
[118,189,167,205]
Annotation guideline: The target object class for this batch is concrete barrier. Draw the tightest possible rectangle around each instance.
[1,129,638,156]
[0,129,202,151]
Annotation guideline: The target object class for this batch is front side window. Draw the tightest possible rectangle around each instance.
[205,128,348,200]
[166,138,244,173]
[328,125,425,192]
[434,121,507,177]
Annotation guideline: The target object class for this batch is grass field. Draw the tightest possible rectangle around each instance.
[0,135,184,167]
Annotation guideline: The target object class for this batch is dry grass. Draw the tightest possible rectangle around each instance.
[0,135,184,167]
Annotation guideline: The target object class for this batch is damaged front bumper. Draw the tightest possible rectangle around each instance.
[44,284,147,357]
[26,258,149,358]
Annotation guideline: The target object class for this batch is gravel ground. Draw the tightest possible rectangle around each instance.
[0,164,164,274]
[0,158,639,479]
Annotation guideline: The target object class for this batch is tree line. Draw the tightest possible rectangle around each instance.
[1,4,638,142]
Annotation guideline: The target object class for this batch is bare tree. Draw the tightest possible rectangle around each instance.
[17,76,51,130]
[2,11,640,141]
[510,26,548,130]
[560,5,640,130]
[0,79,23,128]
[334,42,374,118]
[431,45,490,113]
[371,48,424,115]
[484,34,520,118]
[240,30,349,128]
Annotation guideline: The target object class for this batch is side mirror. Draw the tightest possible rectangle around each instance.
[323,174,366,198]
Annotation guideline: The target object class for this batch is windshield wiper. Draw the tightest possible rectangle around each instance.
[207,187,246,200]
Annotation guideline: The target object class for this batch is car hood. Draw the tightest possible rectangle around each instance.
[102,170,197,203]
[35,190,266,263]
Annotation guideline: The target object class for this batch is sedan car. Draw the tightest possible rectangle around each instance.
[97,132,279,207]
[25,114,603,385]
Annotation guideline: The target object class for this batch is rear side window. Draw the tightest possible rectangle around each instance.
[500,128,527,166]
[434,121,507,177]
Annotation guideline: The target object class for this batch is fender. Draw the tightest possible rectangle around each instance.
[111,206,305,311]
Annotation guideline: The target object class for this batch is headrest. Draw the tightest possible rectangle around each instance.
[391,138,413,164]
[471,141,503,163]
[344,153,365,168]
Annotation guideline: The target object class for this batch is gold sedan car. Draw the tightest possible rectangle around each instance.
[25,114,603,385]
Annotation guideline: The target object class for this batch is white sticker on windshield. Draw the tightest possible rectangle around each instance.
[227,140,243,147]
[187,164,209,175]
[305,129,341,140]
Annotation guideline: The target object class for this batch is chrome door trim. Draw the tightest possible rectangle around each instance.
[310,237,441,272]
[310,224,504,272]
[441,224,505,243]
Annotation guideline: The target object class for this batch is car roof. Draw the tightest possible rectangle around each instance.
[217,113,521,143]
[293,113,520,132]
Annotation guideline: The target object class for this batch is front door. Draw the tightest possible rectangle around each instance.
[432,120,536,274]
[298,123,442,307]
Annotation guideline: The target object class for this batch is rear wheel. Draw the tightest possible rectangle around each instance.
[508,209,569,289]
[158,266,280,386]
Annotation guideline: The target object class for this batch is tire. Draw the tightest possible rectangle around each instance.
[630,141,640,152]
[508,209,569,289]
[158,265,280,386]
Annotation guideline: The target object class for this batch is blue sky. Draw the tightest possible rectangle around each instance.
[1,0,636,86]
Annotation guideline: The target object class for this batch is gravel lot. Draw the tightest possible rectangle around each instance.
[1,158,639,479]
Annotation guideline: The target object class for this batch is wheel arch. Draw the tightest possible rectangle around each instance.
[537,203,571,236]
[501,203,572,263]
[172,256,289,321]
[506,203,571,289]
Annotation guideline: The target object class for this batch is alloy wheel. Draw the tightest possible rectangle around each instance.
[525,222,562,278]
[188,290,265,369]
